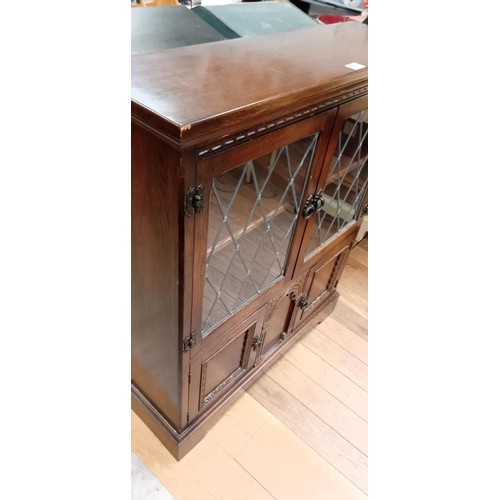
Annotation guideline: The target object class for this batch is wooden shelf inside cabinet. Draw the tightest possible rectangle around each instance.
[206,147,304,256]
[325,154,367,186]
[207,203,292,257]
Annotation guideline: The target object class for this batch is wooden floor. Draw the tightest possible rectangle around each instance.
[132,238,368,500]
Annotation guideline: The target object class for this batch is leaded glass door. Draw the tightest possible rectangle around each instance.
[296,96,368,272]
[191,113,333,339]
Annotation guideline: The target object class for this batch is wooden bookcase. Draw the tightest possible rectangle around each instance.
[131,22,368,459]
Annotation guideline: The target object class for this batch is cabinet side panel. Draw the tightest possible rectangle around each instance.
[132,122,182,429]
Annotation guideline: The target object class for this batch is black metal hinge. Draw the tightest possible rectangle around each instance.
[185,184,204,217]
[183,332,197,352]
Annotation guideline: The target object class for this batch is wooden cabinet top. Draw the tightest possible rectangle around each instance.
[131,22,368,148]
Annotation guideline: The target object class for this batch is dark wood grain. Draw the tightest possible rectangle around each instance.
[131,22,368,147]
[131,122,184,430]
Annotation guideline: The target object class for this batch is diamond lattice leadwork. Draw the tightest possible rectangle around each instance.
[201,134,318,334]
[307,111,368,256]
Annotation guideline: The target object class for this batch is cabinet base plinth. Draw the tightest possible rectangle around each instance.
[132,386,207,460]
[132,290,340,460]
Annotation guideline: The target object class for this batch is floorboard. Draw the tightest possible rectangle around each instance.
[234,415,367,500]
[316,316,368,364]
[332,298,368,340]
[263,356,368,454]
[283,342,368,420]
[301,328,368,391]
[248,374,368,494]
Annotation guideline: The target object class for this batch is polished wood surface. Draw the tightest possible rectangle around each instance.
[131,123,184,430]
[131,21,368,459]
[132,238,368,498]
[131,22,368,146]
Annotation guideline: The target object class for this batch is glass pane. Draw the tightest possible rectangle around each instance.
[306,110,368,257]
[202,134,318,335]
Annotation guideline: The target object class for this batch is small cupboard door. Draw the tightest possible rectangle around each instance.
[294,245,349,328]
[252,272,308,364]
[295,96,368,274]
[187,305,266,419]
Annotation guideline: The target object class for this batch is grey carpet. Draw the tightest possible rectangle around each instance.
[131,451,174,500]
